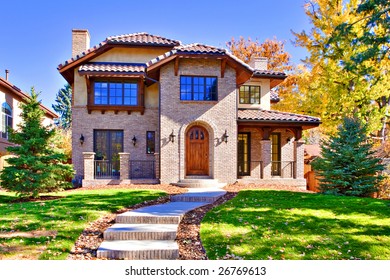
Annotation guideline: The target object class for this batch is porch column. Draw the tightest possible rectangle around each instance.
[261,140,272,179]
[83,152,95,180]
[154,153,160,179]
[119,153,130,180]
[295,140,305,179]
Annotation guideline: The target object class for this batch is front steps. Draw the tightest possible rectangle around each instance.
[174,178,226,188]
[97,188,226,260]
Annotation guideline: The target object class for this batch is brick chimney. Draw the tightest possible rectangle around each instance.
[248,56,268,70]
[72,29,90,57]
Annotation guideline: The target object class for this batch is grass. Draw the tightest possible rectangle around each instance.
[0,188,165,260]
[200,190,390,260]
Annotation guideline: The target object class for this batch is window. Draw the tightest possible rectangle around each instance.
[94,81,138,105]
[180,76,217,101]
[271,133,281,176]
[146,131,155,154]
[238,133,250,176]
[239,85,261,104]
[1,102,12,139]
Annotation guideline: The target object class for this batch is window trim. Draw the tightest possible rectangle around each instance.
[239,85,261,104]
[146,131,156,154]
[180,75,218,101]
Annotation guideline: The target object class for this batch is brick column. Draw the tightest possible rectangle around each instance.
[261,140,271,179]
[154,153,160,179]
[295,140,305,179]
[83,152,95,180]
[119,153,130,180]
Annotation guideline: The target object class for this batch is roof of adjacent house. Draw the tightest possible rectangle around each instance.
[237,108,320,125]
[270,91,280,103]
[0,77,58,119]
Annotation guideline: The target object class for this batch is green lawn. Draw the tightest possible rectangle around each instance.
[201,190,390,260]
[0,189,165,260]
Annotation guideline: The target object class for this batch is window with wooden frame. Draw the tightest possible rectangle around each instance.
[180,76,217,101]
[239,85,261,104]
[146,131,155,154]
[93,81,138,106]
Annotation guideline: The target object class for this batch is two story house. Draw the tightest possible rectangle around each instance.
[58,30,320,189]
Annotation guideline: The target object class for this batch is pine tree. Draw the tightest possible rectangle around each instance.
[0,88,74,198]
[312,117,384,197]
[52,84,72,130]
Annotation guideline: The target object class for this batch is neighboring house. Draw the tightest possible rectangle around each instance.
[58,30,320,188]
[0,75,58,153]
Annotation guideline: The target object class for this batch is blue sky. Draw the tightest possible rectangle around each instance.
[0,0,311,109]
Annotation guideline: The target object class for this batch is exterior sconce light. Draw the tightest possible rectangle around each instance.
[169,130,176,143]
[223,129,229,143]
[132,135,137,146]
[79,134,84,145]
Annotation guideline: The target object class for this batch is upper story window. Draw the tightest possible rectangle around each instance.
[94,81,138,106]
[180,76,217,101]
[1,102,13,139]
[239,85,261,104]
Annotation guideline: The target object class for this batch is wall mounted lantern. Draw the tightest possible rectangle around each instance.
[79,134,85,145]
[169,130,176,143]
[132,135,137,146]
[223,129,229,143]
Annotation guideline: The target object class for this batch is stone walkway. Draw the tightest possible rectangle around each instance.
[96,188,226,259]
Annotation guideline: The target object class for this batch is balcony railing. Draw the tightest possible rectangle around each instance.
[130,160,155,179]
[94,160,120,179]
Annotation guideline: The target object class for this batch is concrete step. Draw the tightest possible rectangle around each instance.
[174,179,226,188]
[97,240,179,260]
[171,189,227,203]
[116,202,208,224]
[103,224,178,240]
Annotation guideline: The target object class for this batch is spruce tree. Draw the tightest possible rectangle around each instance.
[0,88,74,198]
[312,117,384,197]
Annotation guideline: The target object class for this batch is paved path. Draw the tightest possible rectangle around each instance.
[97,188,226,259]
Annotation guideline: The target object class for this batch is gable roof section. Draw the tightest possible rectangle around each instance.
[58,32,180,83]
[0,77,58,119]
[238,108,320,127]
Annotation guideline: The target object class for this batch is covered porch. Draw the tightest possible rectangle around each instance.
[237,109,321,188]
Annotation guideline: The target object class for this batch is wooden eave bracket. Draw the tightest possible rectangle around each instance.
[174,57,179,76]
[221,58,227,78]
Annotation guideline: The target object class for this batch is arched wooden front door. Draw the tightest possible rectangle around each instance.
[186,126,209,175]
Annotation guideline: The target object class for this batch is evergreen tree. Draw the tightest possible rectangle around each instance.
[0,88,74,198]
[312,117,384,197]
[52,84,72,130]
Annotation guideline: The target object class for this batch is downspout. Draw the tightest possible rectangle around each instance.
[145,75,161,181]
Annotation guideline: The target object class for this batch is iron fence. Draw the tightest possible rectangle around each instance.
[94,160,119,179]
[271,161,295,178]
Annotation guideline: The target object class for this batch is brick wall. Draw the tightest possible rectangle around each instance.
[159,59,238,184]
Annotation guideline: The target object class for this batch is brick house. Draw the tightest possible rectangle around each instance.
[58,30,320,189]
[0,74,58,153]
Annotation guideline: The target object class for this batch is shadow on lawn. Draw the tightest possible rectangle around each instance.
[201,190,390,260]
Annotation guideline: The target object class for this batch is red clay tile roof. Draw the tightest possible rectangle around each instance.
[107,32,181,47]
[253,69,287,79]
[58,32,180,70]
[238,109,320,124]
[174,43,226,54]
[79,62,146,74]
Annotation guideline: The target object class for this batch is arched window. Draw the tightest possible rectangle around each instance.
[1,102,13,139]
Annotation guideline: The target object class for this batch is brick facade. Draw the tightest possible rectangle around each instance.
[159,59,237,184]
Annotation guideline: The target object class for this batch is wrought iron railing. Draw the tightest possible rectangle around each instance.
[238,161,263,178]
[271,161,295,178]
[130,160,155,179]
[94,160,119,179]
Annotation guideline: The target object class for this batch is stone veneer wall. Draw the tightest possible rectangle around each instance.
[72,106,159,177]
[159,59,238,184]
